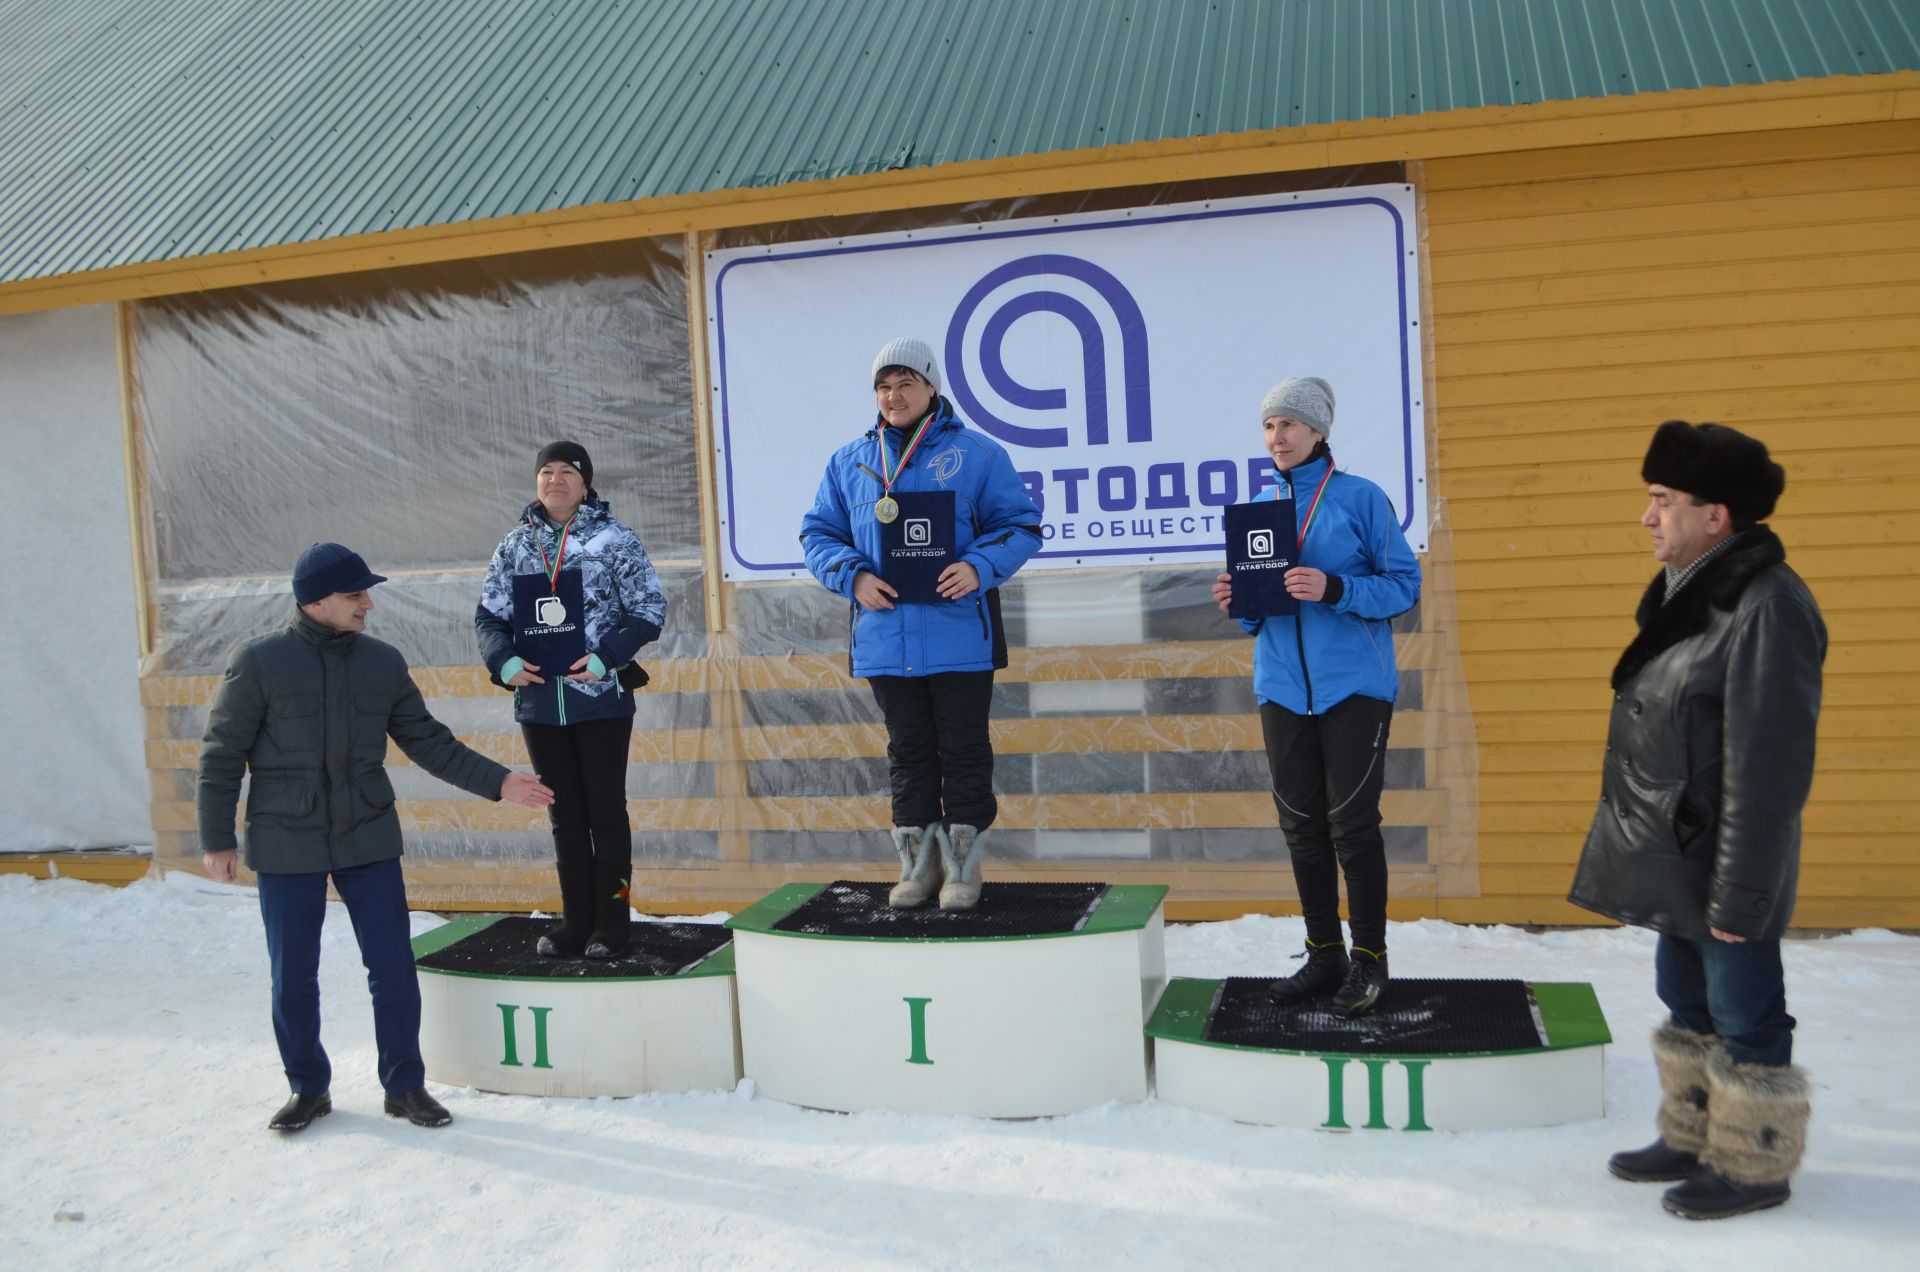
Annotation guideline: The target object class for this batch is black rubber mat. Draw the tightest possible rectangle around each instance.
[1203,977,1548,1054]
[771,881,1110,938]
[416,916,731,979]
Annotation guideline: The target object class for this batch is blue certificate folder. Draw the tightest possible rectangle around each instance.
[510,571,587,676]
[1224,499,1301,621]
[880,489,957,604]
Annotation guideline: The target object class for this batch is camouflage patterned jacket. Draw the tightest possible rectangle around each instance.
[475,497,666,726]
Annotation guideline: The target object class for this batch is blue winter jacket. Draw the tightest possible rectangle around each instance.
[801,397,1042,678]
[475,497,667,726]
[1242,453,1421,714]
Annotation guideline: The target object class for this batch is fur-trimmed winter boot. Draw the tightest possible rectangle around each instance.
[1662,1050,1810,1220]
[887,826,943,908]
[1610,1023,1720,1182]
[938,823,986,911]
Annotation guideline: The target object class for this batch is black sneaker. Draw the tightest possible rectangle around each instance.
[1662,1169,1789,1220]
[1330,947,1388,1017]
[383,1087,452,1128]
[1267,940,1349,1005]
[1610,1138,1701,1182]
[267,1090,331,1132]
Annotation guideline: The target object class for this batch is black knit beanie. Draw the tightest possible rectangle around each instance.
[535,440,594,491]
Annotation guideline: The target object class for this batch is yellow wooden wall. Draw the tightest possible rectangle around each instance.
[1424,117,1920,928]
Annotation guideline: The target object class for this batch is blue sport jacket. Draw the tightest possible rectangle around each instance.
[801,398,1042,678]
[1241,453,1422,714]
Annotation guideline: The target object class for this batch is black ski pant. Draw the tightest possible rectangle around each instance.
[522,714,634,939]
[1260,693,1394,953]
[868,671,997,831]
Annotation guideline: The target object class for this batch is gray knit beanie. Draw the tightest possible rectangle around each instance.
[1259,377,1335,437]
[872,336,941,393]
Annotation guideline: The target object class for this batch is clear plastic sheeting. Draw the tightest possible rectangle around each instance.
[130,166,1479,911]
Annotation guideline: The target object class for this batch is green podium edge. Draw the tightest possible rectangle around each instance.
[726,882,1169,943]
[1144,976,1612,1061]
[411,914,736,983]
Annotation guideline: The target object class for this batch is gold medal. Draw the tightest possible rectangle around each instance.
[874,496,900,524]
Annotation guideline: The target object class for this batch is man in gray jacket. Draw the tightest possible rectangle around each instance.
[1569,422,1826,1220]
[198,543,553,1132]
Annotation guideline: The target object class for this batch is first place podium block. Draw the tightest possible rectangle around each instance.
[727,881,1168,1117]
[413,916,742,1098]
[1148,977,1611,1131]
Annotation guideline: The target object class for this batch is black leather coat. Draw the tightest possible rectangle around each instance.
[1568,527,1826,940]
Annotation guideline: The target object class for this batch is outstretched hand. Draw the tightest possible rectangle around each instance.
[500,771,556,808]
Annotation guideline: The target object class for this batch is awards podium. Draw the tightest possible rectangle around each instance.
[1147,976,1611,1131]
[411,887,1610,1130]
[413,915,742,1098]
[726,881,1168,1117]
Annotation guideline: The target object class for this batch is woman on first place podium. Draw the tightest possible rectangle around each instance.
[1211,378,1421,1017]
[476,442,667,958]
[801,337,1043,911]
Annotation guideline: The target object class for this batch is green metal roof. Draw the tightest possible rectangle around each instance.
[3,0,1917,288]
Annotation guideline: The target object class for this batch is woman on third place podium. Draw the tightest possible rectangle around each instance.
[801,337,1043,911]
[476,442,667,958]
[1210,378,1421,1016]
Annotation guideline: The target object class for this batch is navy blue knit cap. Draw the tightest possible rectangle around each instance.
[292,543,387,605]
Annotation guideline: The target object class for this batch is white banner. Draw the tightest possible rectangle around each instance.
[706,184,1428,580]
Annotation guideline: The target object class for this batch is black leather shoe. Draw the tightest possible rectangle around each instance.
[1662,1169,1790,1219]
[383,1087,452,1128]
[268,1090,331,1132]
[1609,1138,1701,1182]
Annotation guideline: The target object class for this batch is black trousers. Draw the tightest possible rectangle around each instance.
[521,715,634,935]
[1260,693,1394,952]
[868,671,997,830]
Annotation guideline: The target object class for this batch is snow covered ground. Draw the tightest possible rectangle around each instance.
[2,872,1916,1271]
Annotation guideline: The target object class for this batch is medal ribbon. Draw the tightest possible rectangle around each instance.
[537,514,575,594]
[876,409,937,495]
[1293,463,1335,549]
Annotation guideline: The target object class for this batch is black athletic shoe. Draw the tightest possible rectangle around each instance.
[1330,947,1389,1017]
[1266,940,1349,1005]
[1662,1169,1789,1220]
[268,1090,331,1132]
[383,1087,452,1128]
[1609,1138,1702,1182]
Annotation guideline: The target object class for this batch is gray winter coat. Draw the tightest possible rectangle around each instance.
[1568,527,1826,941]
[197,610,510,874]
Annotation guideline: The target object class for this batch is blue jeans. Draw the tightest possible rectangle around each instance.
[1655,933,1795,1066]
[256,856,424,1094]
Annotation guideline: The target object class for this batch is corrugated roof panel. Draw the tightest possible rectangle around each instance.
[3,0,1917,288]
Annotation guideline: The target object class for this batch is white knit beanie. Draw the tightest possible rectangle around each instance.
[871,336,941,393]
[1259,377,1335,437]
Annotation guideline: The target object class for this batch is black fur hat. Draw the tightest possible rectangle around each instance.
[1640,420,1785,522]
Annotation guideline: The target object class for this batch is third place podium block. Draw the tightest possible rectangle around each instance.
[1147,976,1612,1131]
[727,881,1168,1117]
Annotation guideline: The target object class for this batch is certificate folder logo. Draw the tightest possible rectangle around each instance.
[534,596,568,627]
[1247,528,1274,560]
[905,518,932,546]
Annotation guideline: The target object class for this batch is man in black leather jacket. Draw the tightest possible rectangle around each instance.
[1569,422,1826,1221]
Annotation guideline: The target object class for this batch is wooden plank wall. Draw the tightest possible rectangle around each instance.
[1424,118,1920,929]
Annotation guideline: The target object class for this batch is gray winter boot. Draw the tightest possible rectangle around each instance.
[1611,1023,1720,1181]
[887,826,943,908]
[937,823,986,911]
[1662,1050,1810,1220]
